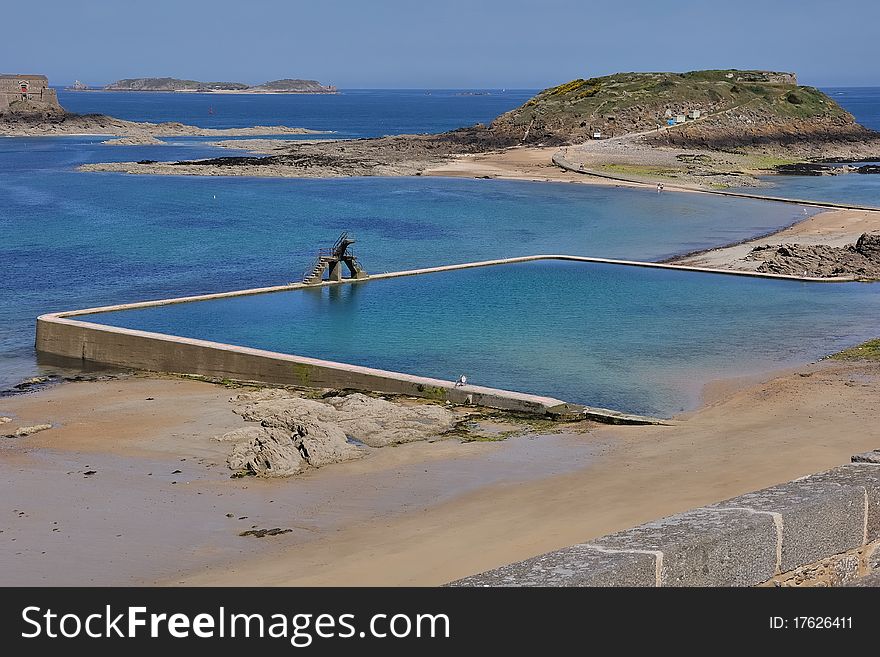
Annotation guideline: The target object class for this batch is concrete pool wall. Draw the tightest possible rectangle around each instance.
[35,255,857,419]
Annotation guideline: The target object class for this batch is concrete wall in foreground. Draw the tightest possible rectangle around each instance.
[35,316,568,415]
[450,459,880,587]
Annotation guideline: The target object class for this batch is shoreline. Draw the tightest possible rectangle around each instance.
[671,207,880,270]
[2,355,878,585]
[74,141,880,275]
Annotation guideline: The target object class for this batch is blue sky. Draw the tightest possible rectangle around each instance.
[2,0,878,88]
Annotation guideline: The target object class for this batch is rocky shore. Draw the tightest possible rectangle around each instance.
[747,232,880,278]
[0,112,326,138]
[80,127,515,176]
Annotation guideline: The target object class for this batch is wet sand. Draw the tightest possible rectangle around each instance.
[0,377,598,585]
[2,359,879,586]
[423,146,620,185]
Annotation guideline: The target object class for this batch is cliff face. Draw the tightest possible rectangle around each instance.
[485,70,874,149]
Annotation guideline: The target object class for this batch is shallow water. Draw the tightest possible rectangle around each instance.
[81,261,880,417]
[3,87,880,393]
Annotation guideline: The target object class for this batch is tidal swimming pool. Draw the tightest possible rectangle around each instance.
[80,260,880,417]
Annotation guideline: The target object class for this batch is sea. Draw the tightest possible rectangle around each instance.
[2,87,880,414]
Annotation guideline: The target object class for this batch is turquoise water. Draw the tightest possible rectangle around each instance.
[81,261,880,417]
[3,87,880,399]
[0,159,813,389]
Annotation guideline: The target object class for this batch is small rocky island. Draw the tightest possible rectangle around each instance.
[103,77,338,94]
[82,69,880,181]
[0,73,326,137]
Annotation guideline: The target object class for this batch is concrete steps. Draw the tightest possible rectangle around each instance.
[302,256,332,284]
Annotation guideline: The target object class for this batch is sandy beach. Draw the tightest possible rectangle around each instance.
[673,208,880,269]
[2,356,878,586]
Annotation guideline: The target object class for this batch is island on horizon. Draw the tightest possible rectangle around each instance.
[83,77,338,94]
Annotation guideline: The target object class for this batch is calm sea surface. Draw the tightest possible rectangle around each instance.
[2,87,880,410]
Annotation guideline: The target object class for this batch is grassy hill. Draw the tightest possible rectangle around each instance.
[486,70,871,149]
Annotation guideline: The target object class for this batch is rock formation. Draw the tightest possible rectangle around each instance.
[217,389,458,477]
[748,232,880,278]
[486,70,875,152]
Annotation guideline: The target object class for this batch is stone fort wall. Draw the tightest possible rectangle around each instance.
[0,75,60,113]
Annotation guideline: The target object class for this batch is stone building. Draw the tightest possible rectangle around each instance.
[0,74,61,113]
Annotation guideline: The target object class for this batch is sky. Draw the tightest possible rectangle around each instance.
[2,0,878,88]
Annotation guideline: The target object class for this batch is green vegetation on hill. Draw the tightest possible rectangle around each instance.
[488,69,861,146]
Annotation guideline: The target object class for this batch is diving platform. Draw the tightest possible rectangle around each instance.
[302,232,368,285]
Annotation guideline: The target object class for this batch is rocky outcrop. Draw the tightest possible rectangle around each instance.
[323,393,458,447]
[232,390,458,447]
[748,232,880,278]
[6,423,52,438]
[489,70,874,151]
[0,111,324,137]
[227,426,309,476]
[218,390,457,477]
[644,108,876,154]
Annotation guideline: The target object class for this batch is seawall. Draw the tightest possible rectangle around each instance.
[552,151,880,212]
[35,315,568,416]
[450,452,880,587]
